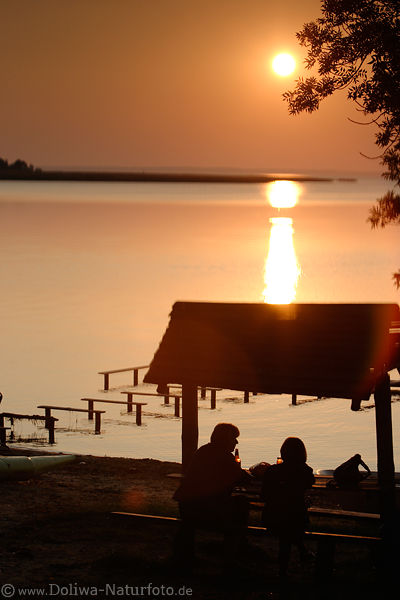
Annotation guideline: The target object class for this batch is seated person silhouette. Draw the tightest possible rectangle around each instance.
[261,437,315,578]
[174,422,250,566]
[332,453,371,488]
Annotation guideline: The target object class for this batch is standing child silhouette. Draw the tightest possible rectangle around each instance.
[261,437,315,577]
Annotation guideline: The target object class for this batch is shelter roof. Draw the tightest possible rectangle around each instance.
[144,302,400,401]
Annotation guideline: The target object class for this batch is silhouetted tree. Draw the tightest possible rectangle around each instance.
[0,158,40,176]
[10,159,29,170]
[284,0,400,286]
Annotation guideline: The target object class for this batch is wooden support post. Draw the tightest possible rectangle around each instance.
[244,391,249,403]
[135,404,143,426]
[48,418,55,444]
[174,396,180,418]
[125,392,133,413]
[0,413,6,446]
[374,372,396,579]
[44,407,52,429]
[200,387,206,399]
[374,373,396,519]
[182,383,198,472]
[95,411,101,434]
[103,373,109,391]
[291,394,297,405]
[164,394,170,405]
[210,389,216,410]
[87,399,94,420]
[0,427,9,446]
[133,369,139,387]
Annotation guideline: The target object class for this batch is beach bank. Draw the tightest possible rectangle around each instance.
[0,448,385,598]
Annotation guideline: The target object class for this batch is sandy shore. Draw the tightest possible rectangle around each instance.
[0,448,384,599]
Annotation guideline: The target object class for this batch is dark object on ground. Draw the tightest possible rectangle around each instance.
[330,455,371,489]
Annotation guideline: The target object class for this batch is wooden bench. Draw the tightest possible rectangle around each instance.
[166,386,225,410]
[112,511,382,579]
[81,397,147,426]
[121,391,182,417]
[308,507,380,520]
[198,386,221,407]
[200,387,252,405]
[125,388,245,412]
[0,412,58,444]
[291,393,323,405]
[235,475,385,504]
[248,500,380,521]
[206,388,251,407]
[98,365,149,391]
[37,405,105,434]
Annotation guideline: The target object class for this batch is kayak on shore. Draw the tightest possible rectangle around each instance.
[0,454,76,481]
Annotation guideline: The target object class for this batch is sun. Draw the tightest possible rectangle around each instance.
[272,53,296,77]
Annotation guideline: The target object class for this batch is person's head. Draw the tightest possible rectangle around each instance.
[280,437,307,464]
[210,422,240,453]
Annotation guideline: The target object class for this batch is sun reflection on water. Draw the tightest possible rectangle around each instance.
[263,217,301,304]
[266,180,301,209]
[263,181,301,304]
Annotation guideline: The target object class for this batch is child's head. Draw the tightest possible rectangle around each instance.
[280,437,307,463]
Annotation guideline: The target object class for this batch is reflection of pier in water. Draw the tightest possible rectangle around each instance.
[263,180,301,304]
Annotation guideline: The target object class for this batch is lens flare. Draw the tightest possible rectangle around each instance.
[263,217,301,304]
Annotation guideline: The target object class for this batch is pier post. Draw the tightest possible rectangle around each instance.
[95,411,101,434]
[210,389,216,409]
[174,396,180,418]
[125,392,133,413]
[48,418,56,444]
[88,399,94,420]
[44,407,52,429]
[134,403,147,426]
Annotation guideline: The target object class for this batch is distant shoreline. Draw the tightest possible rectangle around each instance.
[0,169,343,183]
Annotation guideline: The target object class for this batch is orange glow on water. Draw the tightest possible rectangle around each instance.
[263,217,301,304]
[266,180,301,209]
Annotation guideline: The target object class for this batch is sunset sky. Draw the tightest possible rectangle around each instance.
[1,0,381,175]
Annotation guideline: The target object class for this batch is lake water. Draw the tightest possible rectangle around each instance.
[0,176,399,470]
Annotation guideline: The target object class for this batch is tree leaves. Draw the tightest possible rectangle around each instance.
[286,0,400,286]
